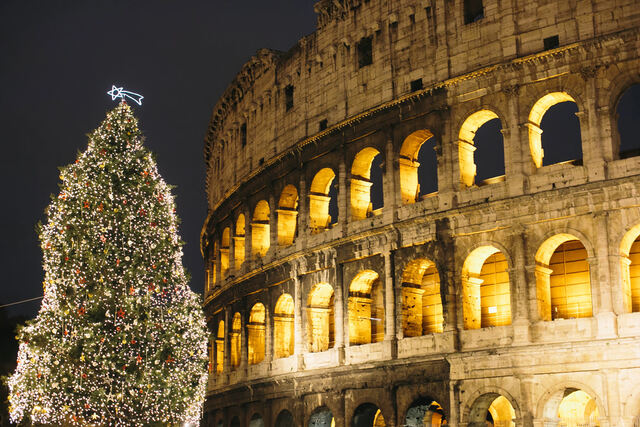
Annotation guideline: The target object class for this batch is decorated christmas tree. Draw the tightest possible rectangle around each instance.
[8,101,208,426]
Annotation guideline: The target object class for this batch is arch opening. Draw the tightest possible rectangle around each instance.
[535,235,592,320]
[230,312,241,369]
[462,246,512,329]
[278,185,299,247]
[234,214,246,269]
[468,393,515,427]
[401,258,443,336]
[274,293,295,358]
[458,110,504,187]
[252,201,270,257]
[351,147,383,220]
[349,270,385,345]
[230,416,240,427]
[352,403,386,427]
[216,320,225,373]
[307,282,335,352]
[617,83,640,158]
[310,168,338,233]
[248,303,266,365]
[542,388,600,427]
[400,130,438,204]
[404,397,447,426]
[620,225,640,313]
[528,92,582,168]
[221,228,230,278]
[309,407,335,427]
[275,409,295,427]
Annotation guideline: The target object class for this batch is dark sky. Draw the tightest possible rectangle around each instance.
[0,1,317,318]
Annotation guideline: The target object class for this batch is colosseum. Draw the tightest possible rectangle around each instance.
[200,0,640,425]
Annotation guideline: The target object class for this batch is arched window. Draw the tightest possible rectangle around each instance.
[352,403,386,427]
[458,110,504,187]
[234,214,246,269]
[277,185,299,247]
[462,246,511,329]
[535,235,592,320]
[348,270,384,345]
[468,394,515,427]
[248,303,266,364]
[401,258,443,337]
[399,130,438,204]
[252,201,270,257]
[351,148,383,220]
[274,294,295,358]
[528,92,582,167]
[275,410,295,427]
[309,168,338,233]
[619,224,640,313]
[307,282,335,352]
[216,320,224,373]
[308,407,335,427]
[616,83,640,158]
[230,313,241,369]
[404,398,447,426]
[220,228,230,278]
[542,388,600,427]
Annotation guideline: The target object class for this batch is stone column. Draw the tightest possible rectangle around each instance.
[338,159,348,229]
[240,308,248,372]
[510,228,531,344]
[383,250,397,344]
[269,194,277,259]
[265,295,273,365]
[593,212,617,338]
[383,136,398,224]
[297,174,308,250]
[223,308,230,374]
[335,261,346,357]
[293,267,305,370]
[228,226,235,277]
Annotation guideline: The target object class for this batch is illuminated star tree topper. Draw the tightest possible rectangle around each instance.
[8,101,208,426]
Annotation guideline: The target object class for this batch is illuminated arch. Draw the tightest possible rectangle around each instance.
[401,258,443,337]
[348,270,384,345]
[620,224,640,312]
[252,200,270,257]
[230,312,241,369]
[540,385,603,426]
[234,214,246,269]
[221,227,230,278]
[248,303,266,364]
[458,109,501,187]
[307,282,335,352]
[277,185,298,247]
[216,320,225,373]
[351,147,383,220]
[309,168,337,233]
[535,234,592,320]
[404,397,447,426]
[527,92,580,168]
[468,393,516,427]
[461,246,512,329]
[399,130,437,204]
[274,294,295,358]
[352,403,386,427]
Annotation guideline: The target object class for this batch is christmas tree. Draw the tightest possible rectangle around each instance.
[8,101,208,426]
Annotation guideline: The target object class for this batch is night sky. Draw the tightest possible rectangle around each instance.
[0,1,317,318]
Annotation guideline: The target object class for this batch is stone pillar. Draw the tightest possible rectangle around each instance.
[269,194,277,259]
[593,213,617,338]
[223,308,230,374]
[293,268,305,370]
[338,159,348,229]
[265,296,273,364]
[228,227,235,277]
[240,308,248,372]
[244,209,252,269]
[297,174,308,250]
[335,261,346,353]
[603,368,624,427]
[383,136,398,223]
[510,229,531,344]
[383,251,397,343]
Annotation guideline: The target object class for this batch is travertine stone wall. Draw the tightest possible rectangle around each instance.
[201,0,640,426]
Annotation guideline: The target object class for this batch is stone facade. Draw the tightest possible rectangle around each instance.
[200,0,640,426]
